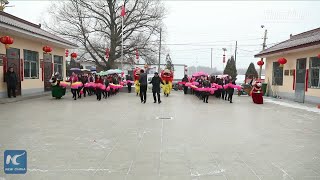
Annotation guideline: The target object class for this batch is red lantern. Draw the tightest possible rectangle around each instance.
[71,52,77,59]
[257,60,264,66]
[65,49,69,57]
[278,57,287,67]
[106,48,110,59]
[317,54,320,59]
[43,46,52,53]
[0,36,14,49]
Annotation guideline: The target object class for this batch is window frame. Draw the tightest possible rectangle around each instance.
[23,49,39,79]
[54,55,64,79]
[272,61,283,86]
[309,57,320,89]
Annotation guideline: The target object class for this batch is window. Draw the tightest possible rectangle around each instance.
[284,70,290,76]
[54,55,63,78]
[272,62,283,85]
[24,50,39,79]
[309,57,320,88]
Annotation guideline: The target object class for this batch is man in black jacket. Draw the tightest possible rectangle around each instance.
[150,72,164,104]
[5,67,18,98]
[139,69,148,103]
[181,75,189,94]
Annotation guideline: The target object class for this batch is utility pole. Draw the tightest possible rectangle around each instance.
[234,41,237,64]
[158,28,162,73]
[210,48,213,69]
[259,26,268,79]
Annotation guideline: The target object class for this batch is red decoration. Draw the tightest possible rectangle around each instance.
[65,49,69,57]
[71,52,77,59]
[43,46,53,53]
[0,36,14,49]
[121,5,126,17]
[135,48,139,60]
[293,69,295,90]
[106,48,110,59]
[278,58,287,66]
[20,59,24,81]
[257,60,264,66]
[306,69,309,92]
[318,54,320,58]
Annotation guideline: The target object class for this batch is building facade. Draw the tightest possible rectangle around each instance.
[255,28,320,104]
[0,11,77,98]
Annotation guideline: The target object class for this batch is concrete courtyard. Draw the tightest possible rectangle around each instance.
[0,91,320,180]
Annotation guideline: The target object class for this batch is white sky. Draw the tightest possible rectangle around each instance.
[5,1,320,71]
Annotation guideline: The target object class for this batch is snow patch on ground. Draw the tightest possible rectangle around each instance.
[265,99,320,114]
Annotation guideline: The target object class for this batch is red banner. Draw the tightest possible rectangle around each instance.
[305,69,308,92]
[3,56,7,82]
[292,69,295,90]
[20,59,24,81]
[40,60,44,81]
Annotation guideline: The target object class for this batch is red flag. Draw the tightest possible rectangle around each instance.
[121,5,126,17]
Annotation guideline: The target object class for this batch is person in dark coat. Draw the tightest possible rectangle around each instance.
[202,77,211,103]
[127,74,133,93]
[139,69,148,103]
[150,72,164,104]
[227,80,236,103]
[5,67,18,98]
[181,75,189,94]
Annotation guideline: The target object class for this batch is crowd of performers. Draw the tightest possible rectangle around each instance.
[50,72,129,101]
[180,73,264,104]
[49,69,264,105]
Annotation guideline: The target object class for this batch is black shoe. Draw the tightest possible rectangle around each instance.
[8,96,11,98]
[206,101,208,103]
[143,100,146,104]
[230,101,233,103]
[158,101,161,104]
[154,101,156,103]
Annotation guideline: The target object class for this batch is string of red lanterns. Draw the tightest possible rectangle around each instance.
[65,49,69,57]
[106,48,110,59]
[317,53,320,59]
[42,46,53,53]
[0,36,14,49]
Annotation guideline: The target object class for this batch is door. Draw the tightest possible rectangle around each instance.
[43,53,53,91]
[295,58,307,103]
[6,48,21,96]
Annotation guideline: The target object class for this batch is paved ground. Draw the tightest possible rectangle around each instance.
[0,91,320,180]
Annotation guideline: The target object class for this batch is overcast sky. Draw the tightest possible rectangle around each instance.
[5,1,320,71]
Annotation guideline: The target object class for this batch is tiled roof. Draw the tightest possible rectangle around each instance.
[0,11,78,48]
[255,27,320,57]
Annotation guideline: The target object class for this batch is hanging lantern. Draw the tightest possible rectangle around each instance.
[223,54,226,63]
[43,46,52,53]
[71,52,77,59]
[0,36,14,49]
[105,48,110,59]
[135,48,139,60]
[278,58,287,67]
[65,49,69,57]
[257,60,264,66]
[317,54,320,59]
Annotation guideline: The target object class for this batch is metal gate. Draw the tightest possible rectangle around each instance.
[6,48,21,96]
[43,53,53,91]
[295,58,307,103]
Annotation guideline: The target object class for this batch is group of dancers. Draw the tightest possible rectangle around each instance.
[50,72,124,101]
[50,70,264,105]
[180,74,264,104]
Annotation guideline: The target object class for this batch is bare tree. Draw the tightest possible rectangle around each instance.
[46,0,165,70]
